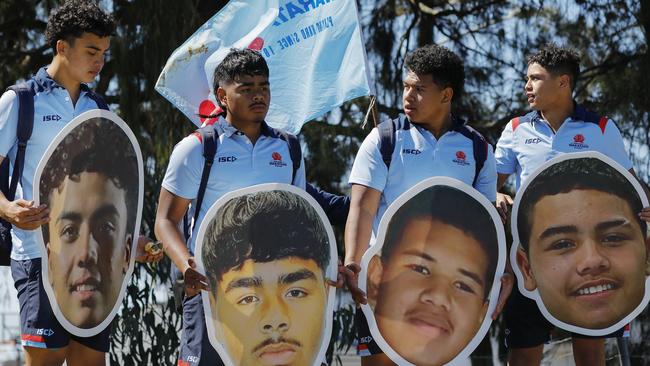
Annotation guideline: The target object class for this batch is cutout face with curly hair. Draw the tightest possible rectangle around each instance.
[40,117,138,329]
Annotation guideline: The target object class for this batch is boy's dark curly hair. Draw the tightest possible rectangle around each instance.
[527,44,581,90]
[404,44,465,102]
[45,0,115,54]
[39,118,139,244]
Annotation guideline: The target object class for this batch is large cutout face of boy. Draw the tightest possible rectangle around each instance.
[361,179,504,366]
[46,171,131,328]
[36,111,142,335]
[513,152,650,334]
[197,185,336,366]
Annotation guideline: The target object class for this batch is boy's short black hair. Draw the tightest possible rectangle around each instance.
[404,44,465,102]
[40,118,139,244]
[202,190,330,293]
[518,157,647,252]
[381,185,498,299]
[45,0,115,54]
[212,48,269,109]
[527,44,581,90]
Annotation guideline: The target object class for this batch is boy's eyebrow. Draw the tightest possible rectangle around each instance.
[595,219,631,232]
[279,269,317,285]
[401,249,435,262]
[90,204,119,222]
[401,249,485,287]
[539,225,578,240]
[225,276,262,293]
[458,268,484,287]
[57,211,82,224]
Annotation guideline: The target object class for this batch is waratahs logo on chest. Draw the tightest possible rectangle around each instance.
[453,150,470,166]
[569,134,589,149]
[270,152,287,167]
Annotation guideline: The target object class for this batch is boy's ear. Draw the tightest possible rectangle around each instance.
[56,39,69,56]
[216,87,228,109]
[517,247,537,291]
[441,86,453,104]
[558,74,571,89]
[367,255,383,309]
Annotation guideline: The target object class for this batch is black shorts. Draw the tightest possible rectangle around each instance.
[354,307,383,356]
[503,283,624,349]
[177,292,225,366]
[11,258,111,352]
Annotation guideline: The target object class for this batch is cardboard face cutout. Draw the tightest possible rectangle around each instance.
[511,151,650,336]
[195,184,338,366]
[34,109,144,337]
[359,177,506,366]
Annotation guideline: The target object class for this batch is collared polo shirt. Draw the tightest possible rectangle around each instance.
[348,115,497,238]
[0,67,105,260]
[162,119,306,254]
[495,104,632,191]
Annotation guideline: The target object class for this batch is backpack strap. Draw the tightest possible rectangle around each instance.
[455,124,489,187]
[470,131,489,186]
[5,84,35,200]
[85,90,109,111]
[277,131,302,184]
[378,119,396,169]
[183,125,219,242]
[192,125,219,226]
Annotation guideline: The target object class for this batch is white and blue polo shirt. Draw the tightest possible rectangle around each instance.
[0,67,106,261]
[162,119,306,254]
[495,104,632,190]
[349,115,497,237]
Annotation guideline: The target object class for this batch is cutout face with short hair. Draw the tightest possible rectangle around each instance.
[46,171,131,328]
[198,186,336,366]
[517,188,650,329]
[367,217,489,366]
[208,257,327,366]
[512,152,650,334]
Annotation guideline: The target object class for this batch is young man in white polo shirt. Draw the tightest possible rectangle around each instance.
[495,44,649,366]
[343,44,511,366]
[0,1,117,365]
[154,48,307,366]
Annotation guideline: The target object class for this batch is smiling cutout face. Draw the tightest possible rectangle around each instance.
[367,218,489,366]
[46,171,131,328]
[208,257,327,366]
[518,188,649,329]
